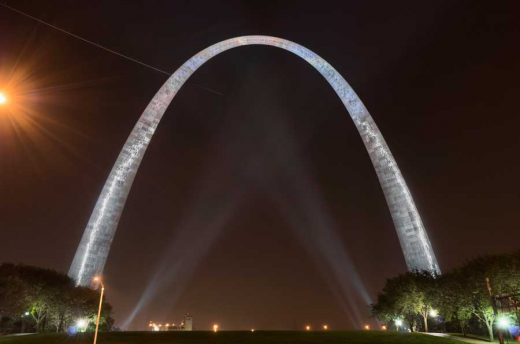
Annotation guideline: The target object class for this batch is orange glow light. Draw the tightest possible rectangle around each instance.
[0,92,7,105]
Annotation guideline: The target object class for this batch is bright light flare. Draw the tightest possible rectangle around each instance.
[429,309,439,317]
[322,324,328,330]
[0,91,7,105]
[395,319,403,327]
[213,324,219,332]
[497,316,511,329]
[381,325,387,331]
[305,325,311,331]
[363,324,370,330]
[76,318,88,331]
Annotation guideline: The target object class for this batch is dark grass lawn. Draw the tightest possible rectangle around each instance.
[0,331,464,344]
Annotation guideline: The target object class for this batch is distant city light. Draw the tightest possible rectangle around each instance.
[213,324,219,332]
[363,324,370,330]
[0,91,7,105]
[429,309,439,317]
[322,324,328,330]
[251,329,255,332]
[381,325,387,331]
[497,316,511,329]
[305,325,311,331]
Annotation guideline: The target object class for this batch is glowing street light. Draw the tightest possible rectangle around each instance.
[381,325,387,331]
[395,319,403,332]
[76,318,88,332]
[429,309,439,318]
[0,91,7,105]
[305,325,311,331]
[496,316,511,329]
[251,329,255,332]
[92,276,105,344]
[322,324,328,330]
[363,324,370,330]
[213,324,219,332]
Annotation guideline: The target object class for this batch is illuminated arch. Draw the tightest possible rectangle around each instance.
[69,36,440,286]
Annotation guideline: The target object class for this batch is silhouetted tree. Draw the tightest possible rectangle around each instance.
[0,263,113,334]
[372,271,436,332]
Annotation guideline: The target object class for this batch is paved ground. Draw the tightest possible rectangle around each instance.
[426,333,491,343]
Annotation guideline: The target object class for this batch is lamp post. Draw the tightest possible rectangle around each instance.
[92,276,105,344]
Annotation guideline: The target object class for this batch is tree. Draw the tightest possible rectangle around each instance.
[0,263,113,334]
[436,271,473,336]
[373,251,520,340]
[458,253,520,342]
[372,271,436,332]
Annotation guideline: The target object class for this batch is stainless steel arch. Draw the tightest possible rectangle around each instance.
[69,36,440,286]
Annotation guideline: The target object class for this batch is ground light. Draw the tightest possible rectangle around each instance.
[497,315,511,329]
[76,319,88,332]
[395,319,403,332]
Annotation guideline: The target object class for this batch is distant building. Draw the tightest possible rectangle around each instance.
[183,314,193,331]
[149,314,193,331]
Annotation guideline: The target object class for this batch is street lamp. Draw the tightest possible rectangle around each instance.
[0,91,7,105]
[92,276,105,344]
[395,319,403,332]
[429,309,439,318]
[497,316,511,330]
[76,318,88,332]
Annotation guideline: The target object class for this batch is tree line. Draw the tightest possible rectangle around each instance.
[0,263,113,334]
[372,251,520,341]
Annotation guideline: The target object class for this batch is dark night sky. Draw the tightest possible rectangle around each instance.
[0,0,519,331]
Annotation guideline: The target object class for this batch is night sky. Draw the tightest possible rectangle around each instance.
[1,0,519,331]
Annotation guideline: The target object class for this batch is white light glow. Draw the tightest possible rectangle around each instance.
[497,316,511,329]
[76,319,88,331]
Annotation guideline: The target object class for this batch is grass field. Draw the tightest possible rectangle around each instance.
[0,331,466,344]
